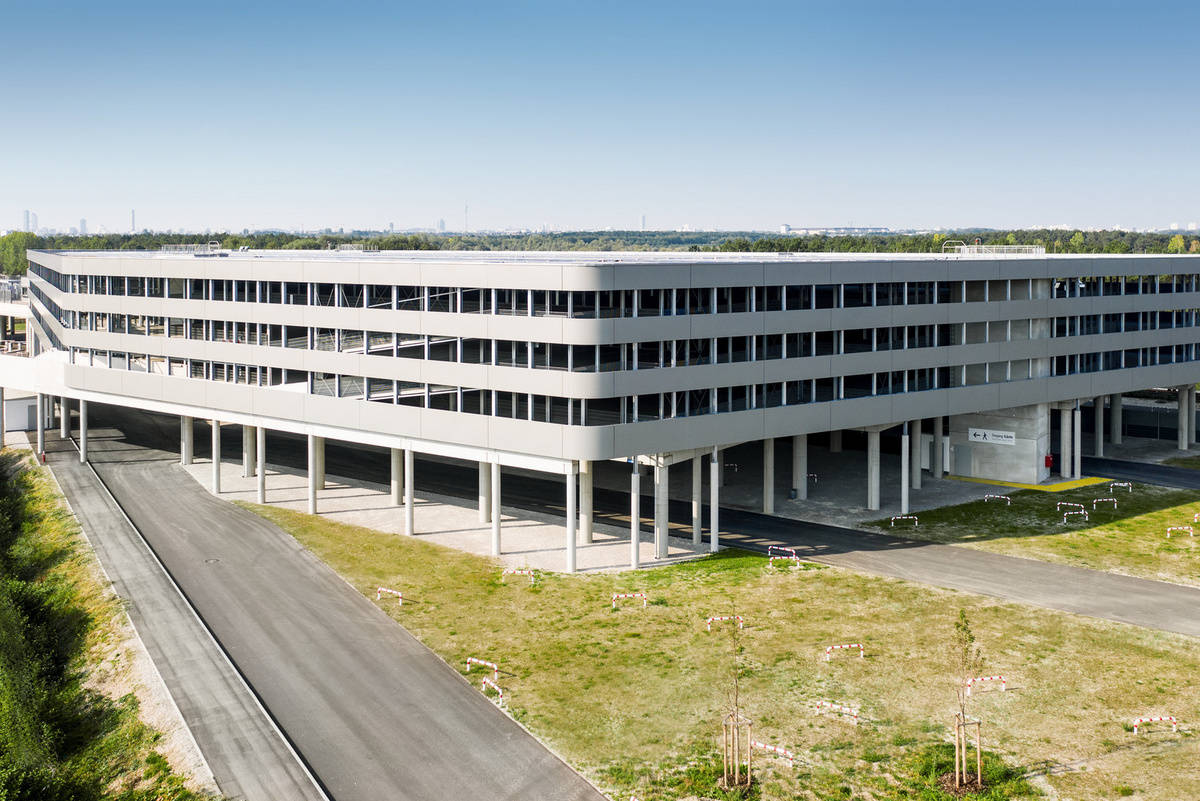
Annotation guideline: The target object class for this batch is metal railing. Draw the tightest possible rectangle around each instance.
[947,244,1046,256]
[160,241,223,254]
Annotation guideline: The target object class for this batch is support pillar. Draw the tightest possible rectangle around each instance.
[654,459,669,559]
[910,419,922,489]
[1190,387,1197,447]
[1093,396,1104,457]
[390,448,403,505]
[866,429,881,511]
[900,424,910,514]
[1058,407,1072,479]
[404,449,414,536]
[709,447,720,552]
[0,386,5,448]
[566,463,577,573]
[78,400,88,463]
[211,421,221,495]
[792,434,807,499]
[691,454,702,546]
[1110,394,1123,445]
[255,426,266,504]
[1073,405,1082,479]
[180,415,193,465]
[630,463,641,569]
[580,460,593,544]
[716,449,724,487]
[242,425,256,478]
[315,436,326,490]
[933,416,944,477]
[306,434,318,514]
[490,461,501,555]
[830,429,842,453]
[1178,386,1190,451]
[478,462,490,523]
[59,397,69,439]
[762,439,775,514]
[35,394,44,455]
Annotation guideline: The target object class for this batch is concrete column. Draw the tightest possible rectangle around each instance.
[566,464,578,573]
[255,426,266,504]
[866,429,881,511]
[580,460,594,544]
[390,448,403,505]
[709,447,720,552]
[78,400,88,464]
[314,436,326,490]
[306,434,318,514]
[933,416,944,477]
[1059,407,1072,479]
[404,449,415,536]
[762,439,775,514]
[1073,407,1083,479]
[478,462,490,523]
[630,463,641,569]
[716,450,724,487]
[830,429,842,453]
[180,416,193,465]
[35,394,44,455]
[211,421,221,495]
[691,454,702,546]
[59,397,69,439]
[1110,394,1123,445]
[910,419,922,489]
[242,425,256,478]
[1093,396,1104,457]
[1178,387,1190,451]
[654,460,669,559]
[900,426,910,514]
[490,461,501,555]
[1190,387,1198,447]
[792,434,807,499]
[0,386,6,447]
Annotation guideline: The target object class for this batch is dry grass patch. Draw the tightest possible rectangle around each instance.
[866,483,1200,587]
[245,501,1200,801]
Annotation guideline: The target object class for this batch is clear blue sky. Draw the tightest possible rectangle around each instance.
[3,0,1198,234]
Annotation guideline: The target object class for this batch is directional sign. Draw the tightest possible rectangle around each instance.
[968,427,1015,446]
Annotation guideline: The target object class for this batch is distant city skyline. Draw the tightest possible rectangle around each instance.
[3,1,1199,234]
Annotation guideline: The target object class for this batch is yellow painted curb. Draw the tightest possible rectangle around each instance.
[947,474,1111,493]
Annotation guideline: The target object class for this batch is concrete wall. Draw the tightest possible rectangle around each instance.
[949,403,1050,484]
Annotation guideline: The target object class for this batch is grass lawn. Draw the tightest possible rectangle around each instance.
[245,501,1200,801]
[864,482,1200,588]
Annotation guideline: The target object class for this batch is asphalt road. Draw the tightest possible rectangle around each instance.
[43,436,324,801]
[1083,455,1200,490]
[92,404,1200,639]
[68,410,606,801]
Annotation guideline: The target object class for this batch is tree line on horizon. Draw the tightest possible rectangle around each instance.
[1,228,1196,275]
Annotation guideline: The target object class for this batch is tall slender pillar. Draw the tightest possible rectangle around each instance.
[306,434,318,514]
[1110,394,1123,445]
[792,434,807,499]
[566,463,578,573]
[490,461,501,555]
[900,424,910,514]
[716,450,725,487]
[933,416,944,477]
[580,460,594,544]
[35,394,44,455]
[830,429,842,453]
[691,454,702,546]
[1059,407,1072,479]
[1178,387,1189,451]
[78,400,88,463]
[211,421,221,495]
[180,415,193,465]
[1093,396,1104,457]
[478,462,490,523]
[390,448,403,505]
[910,419,922,489]
[630,463,641,569]
[709,447,720,552]
[59,397,69,438]
[255,426,266,504]
[1190,387,1197,447]
[1073,406,1083,478]
[404,449,414,535]
[654,460,669,559]
[242,425,256,478]
[762,438,775,514]
[0,386,6,448]
[314,436,326,490]
[866,429,881,511]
